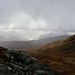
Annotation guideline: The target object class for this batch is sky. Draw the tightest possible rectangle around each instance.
[0,0,75,41]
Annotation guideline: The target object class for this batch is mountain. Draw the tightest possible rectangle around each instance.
[38,34,75,53]
[0,35,70,49]
[31,34,75,75]
[39,31,71,39]
[37,35,70,45]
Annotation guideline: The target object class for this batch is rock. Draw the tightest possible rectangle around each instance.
[34,70,53,75]
[0,47,64,75]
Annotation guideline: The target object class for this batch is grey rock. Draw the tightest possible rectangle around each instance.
[0,49,63,75]
[34,70,53,75]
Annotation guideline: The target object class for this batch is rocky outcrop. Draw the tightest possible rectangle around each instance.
[0,47,63,75]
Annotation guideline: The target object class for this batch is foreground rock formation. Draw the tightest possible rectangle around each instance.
[0,47,63,75]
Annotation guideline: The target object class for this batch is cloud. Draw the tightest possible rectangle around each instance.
[0,11,48,30]
[0,0,75,40]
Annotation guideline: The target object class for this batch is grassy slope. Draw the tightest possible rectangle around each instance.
[30,35,75,75]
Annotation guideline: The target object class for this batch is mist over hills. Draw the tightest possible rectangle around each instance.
[0,35,70,49]
[37,35,70,45]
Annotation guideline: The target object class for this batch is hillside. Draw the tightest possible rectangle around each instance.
[31,34,75,75]
[0,46,63,75]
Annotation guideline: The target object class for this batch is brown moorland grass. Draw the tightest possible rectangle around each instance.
[28,35,75,75]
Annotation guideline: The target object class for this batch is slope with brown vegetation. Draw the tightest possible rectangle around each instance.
[31,34,75,75]
[0,46,62,75]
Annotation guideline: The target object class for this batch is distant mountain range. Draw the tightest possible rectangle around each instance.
[0,35,70,49]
